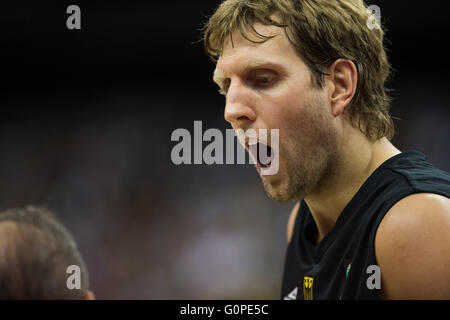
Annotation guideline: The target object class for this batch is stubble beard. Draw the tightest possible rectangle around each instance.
[261,96,339,202]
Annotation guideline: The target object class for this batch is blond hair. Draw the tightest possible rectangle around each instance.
[204,0,394,140]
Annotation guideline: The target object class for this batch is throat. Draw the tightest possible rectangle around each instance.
[306,215,333,245]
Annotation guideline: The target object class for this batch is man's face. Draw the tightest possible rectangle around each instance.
[213,23,339,201]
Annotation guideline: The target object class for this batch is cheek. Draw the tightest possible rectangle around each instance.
[260,82,330,144]
[269,94,311,136]
[263,91,302,131]
[278,91,331,147]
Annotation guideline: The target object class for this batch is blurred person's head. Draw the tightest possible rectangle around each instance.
[204,0,394,201]
[0,206,94,300]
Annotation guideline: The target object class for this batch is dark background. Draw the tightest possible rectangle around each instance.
[0,1,448,299]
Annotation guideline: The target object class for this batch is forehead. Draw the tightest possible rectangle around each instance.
[214,23,300,81]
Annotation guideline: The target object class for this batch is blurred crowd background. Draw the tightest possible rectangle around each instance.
[0,1,448,299]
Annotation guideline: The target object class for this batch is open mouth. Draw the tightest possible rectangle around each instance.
[247,141,274,169]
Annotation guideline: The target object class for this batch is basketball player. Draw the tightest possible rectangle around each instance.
[203,0,450,299]
[0,206,95,300]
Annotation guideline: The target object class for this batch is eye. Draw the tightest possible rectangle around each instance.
[251,70,277,88]
[256,76,271,85]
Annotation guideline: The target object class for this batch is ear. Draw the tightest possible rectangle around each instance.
[84,290,96,300]
[327,59,357,117]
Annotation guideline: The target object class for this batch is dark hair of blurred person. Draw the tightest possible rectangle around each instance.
[0,206,94,300]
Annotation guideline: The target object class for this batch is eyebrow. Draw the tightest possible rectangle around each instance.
[213,60,286,86]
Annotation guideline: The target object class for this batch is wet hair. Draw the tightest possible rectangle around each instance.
[204,0,394,140]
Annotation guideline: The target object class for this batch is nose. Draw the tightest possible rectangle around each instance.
[224,81,256,128]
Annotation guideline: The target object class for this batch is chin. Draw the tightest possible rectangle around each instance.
[263,178,300,202]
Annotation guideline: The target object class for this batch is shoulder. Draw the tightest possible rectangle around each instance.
[287,201,300,244]
[375,193,450,299]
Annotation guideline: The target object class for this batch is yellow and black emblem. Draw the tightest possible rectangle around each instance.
[303,276,314,300]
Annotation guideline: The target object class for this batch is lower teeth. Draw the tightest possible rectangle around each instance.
[260,162,271,168]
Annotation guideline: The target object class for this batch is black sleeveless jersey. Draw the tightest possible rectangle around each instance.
[281,151,450,300]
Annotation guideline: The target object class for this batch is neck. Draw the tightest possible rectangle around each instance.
[304,134,401,244]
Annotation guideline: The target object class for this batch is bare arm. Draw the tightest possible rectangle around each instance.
[375,193,450,299]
